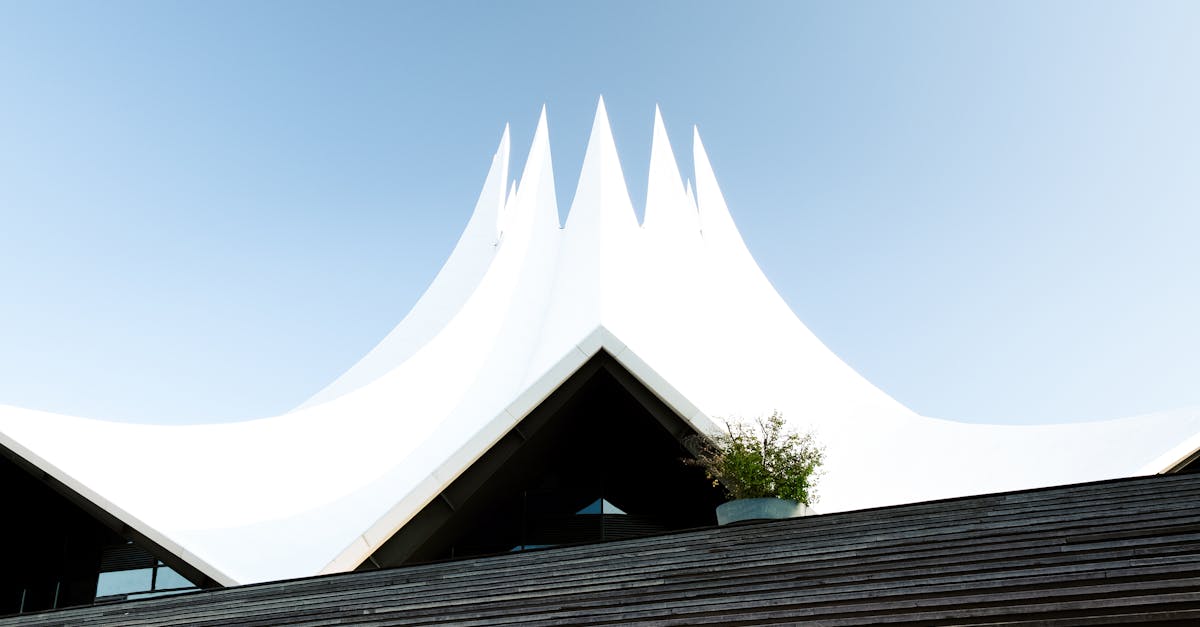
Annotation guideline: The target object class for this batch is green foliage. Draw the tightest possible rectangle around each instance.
[685,412,824,505]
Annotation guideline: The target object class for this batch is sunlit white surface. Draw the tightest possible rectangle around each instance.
[2,100,1197,585]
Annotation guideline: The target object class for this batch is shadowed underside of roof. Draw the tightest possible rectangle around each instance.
[6,472,1200,626]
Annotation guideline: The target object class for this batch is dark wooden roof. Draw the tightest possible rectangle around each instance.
[6,473,1200,626]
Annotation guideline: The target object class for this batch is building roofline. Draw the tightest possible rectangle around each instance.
[320,325,717,574]
[0,432,237,588]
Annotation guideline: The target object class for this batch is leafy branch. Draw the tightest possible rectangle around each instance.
[684,411,824,505]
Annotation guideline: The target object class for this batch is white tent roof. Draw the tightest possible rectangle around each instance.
[3,100,1198,586]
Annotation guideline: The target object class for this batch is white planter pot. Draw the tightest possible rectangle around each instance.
[716,497,815,525]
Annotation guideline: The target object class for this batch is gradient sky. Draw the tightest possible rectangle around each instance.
[0,1,1197,425]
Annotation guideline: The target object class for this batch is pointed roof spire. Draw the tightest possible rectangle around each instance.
[492,123,512,239]
[693,126,738,243]
[519,105,550,193]
[595,95,609,128]
[490,122,511,213]
[564,97,637,232]
[685,178,697,215]
[693,126,760,275]
[644,105,696,235]
[511,104,559,230]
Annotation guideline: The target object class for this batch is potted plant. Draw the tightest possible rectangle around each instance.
[685,411,824,525]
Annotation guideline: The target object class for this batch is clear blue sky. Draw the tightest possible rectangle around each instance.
[1,1,1197,425]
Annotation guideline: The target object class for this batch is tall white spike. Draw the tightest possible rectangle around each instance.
[685,179,698,217]
[497,122,511,183]
[505,180,518,211]
[564,96,637,232]
[515,105,560,231]
[643,106,696,236]
[693,126,751,257]
[490,124,512,241]
[471,106,563,400]
[529,98,638,376]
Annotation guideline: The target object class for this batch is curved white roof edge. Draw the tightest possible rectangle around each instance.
[0,426,238,587]
[1137,408,1200,474]
[297,121,515,409]
[2,99,1198,585]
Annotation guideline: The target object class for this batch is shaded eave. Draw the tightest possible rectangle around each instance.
[0,431,237,588]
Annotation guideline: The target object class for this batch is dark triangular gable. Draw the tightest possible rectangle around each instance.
[359,351,724,568]
[0,445,220,615]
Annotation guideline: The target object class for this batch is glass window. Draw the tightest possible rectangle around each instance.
[154,567,192,591]
[96,568,154,597]
[576,498,627,515]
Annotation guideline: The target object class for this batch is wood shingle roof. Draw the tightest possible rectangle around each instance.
[6,473,1200,626]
